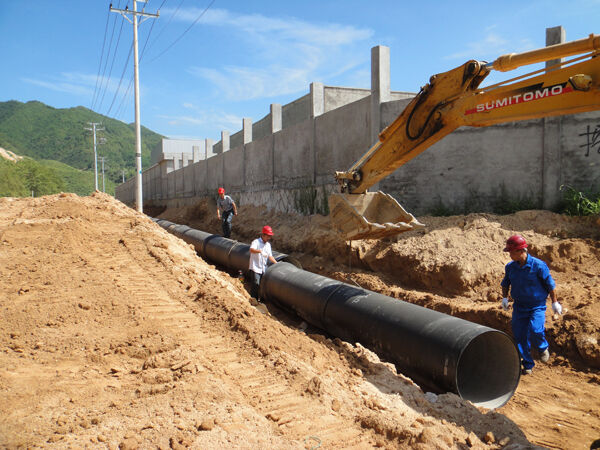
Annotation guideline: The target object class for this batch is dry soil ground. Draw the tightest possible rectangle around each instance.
[1,193,599,449]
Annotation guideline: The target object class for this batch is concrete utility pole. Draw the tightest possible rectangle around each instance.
[99,156,108,192]
[84,122,105,191]
[110,1,159,213]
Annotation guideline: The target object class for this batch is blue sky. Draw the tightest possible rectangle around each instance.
[1,0,598,142]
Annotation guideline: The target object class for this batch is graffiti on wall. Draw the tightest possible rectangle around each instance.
[580,124,600,157]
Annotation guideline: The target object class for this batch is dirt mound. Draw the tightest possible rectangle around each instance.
[351,211,598,295]
[157,198,600,448]
[1,192,547,449]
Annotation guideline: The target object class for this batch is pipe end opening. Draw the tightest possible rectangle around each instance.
[456,331,521,409]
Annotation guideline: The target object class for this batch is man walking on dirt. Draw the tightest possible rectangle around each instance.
[216,187,237,239]
[248,225,277,301]
[500,234,562,375]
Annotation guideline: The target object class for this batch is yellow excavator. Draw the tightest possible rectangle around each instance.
[329,34,600,240]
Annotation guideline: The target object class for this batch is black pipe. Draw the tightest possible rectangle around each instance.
[153,219,300,271]
[260,262,520,408]
[180,229,212,258]
[153,218,520,408]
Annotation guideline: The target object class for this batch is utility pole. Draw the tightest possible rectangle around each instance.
[110,1,159,213]
[122,169,125,183]
[84,122,104,191]
[99,156,108,192]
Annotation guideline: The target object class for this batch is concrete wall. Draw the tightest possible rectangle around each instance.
[274,120,314,188]
[554,112,600,192]
[230,129,244,150]
[283,94,311,128]
[252,115,272,142]
[381,121,544,212]
[152,138,205,166]
[324,86,371,113]
[117,27,600,216]
[314,95,372,185]
[245,135,274,191]
[223,145,245,192]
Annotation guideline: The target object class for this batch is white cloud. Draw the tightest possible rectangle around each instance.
[444,31,536,61]
[21,72,131,111]
[22,72,96,97]
[166,8,372,46]
[157,107,242,133]
[189,64,317,101]
[167,8,372,100]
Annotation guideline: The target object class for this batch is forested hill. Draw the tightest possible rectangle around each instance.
[0,100,163,185]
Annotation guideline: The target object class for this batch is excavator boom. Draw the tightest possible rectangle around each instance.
[330,34,600,240]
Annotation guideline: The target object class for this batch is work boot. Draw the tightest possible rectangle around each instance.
[522,368,532,375]
[540,348,550,363]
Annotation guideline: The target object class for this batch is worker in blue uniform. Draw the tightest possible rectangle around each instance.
[500,235,562,375]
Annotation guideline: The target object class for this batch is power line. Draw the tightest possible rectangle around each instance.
[114,76,133,120]
[91,7,111,109]
[148,0,216,63]
[145,0,181,54]
[139,0,162,61]
[93,2,123,110]
[97,8,128,112]
[105,43,133,117]
[113,5,159,120]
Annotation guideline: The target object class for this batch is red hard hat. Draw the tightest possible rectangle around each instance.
[504,235,527,252]
[218,187,225,194]
[262,225,274,236]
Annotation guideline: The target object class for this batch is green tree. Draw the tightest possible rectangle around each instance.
[0,159,28,196]
[15,159,65,196]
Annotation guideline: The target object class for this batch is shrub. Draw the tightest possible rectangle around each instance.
[560,185,600,216]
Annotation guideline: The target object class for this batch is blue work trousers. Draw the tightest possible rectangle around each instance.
[511,305,549,370]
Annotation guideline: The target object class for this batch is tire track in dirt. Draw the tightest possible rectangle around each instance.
[107,244,378,448]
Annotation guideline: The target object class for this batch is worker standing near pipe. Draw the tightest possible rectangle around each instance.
[249,225,277,301]
[500,235,562,375]
[216,187,237,239]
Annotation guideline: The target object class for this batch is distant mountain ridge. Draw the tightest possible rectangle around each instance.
[0,100,164,186]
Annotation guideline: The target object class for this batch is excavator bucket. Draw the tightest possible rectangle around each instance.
[328,191,425,240]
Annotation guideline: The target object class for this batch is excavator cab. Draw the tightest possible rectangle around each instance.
[328,34,600,241]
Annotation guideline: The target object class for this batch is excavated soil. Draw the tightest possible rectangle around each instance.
[1,193,599,449]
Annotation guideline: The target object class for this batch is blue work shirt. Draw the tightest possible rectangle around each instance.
[501,254,556,308]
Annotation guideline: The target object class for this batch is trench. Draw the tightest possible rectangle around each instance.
[153,217,521,409]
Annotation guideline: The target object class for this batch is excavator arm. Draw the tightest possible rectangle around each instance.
[330,34,600,240]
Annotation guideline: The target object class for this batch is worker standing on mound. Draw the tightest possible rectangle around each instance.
[500,234,562,375]
[248,226,277,301]
[216,187,237,239]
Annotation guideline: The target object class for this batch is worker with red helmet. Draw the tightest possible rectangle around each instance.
[216,187,237,238]
[248,225,278,301]
[501,234,562,375]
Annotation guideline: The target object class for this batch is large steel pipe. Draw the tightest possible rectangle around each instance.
[153,218,300,271]
[152,219,520,408]
[260,262,521,409]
